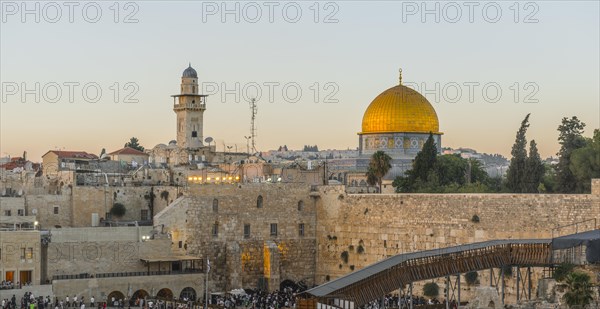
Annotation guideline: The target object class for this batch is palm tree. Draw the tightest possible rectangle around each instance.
[563,271,594,307]
[366,151,392,193]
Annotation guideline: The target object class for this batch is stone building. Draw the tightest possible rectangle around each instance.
[107,147,149,167]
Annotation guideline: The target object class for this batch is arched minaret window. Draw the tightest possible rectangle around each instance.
[257,195,263,208]
[193,86,196,93]
[212,198,218,213]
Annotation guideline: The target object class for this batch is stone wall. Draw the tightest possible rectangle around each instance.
[155,183,317,292]
[0,197,26,216]
[314,184,600,301]
[46,226,171,278]
[0,230,41,285]
[26,194,72,228]
[52,273,205,303]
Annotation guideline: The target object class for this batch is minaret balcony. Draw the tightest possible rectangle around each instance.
[173,102,206,111]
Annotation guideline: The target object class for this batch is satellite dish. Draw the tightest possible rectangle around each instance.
[32,209,37,214]
[204,137,213,144]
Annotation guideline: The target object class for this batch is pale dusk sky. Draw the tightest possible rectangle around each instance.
[1,1,599,161]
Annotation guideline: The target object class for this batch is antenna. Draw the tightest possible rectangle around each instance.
[249,98,258,153]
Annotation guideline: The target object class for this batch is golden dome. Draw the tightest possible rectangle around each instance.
[361,83,441,134]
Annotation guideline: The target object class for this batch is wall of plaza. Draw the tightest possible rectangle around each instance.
[155,183,317,292]
[314,179,600,300]
[46,226,170,280]
[22,185,181,228]
[0,230,41,285]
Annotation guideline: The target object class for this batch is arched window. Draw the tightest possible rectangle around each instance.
[257,195,263,208]
[297,200,304,211]
[212,198,218,212]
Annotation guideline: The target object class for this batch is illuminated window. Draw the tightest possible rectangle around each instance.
[26,248,33,259]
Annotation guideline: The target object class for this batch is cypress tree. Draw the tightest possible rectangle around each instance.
[506,114,530,192]
[524,140,544,193]
[411,133,438,182]
[556,116,586,193]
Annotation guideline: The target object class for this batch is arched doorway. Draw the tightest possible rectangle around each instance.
[279,279,299,291]
[156,288,174,300]
[131,289,149,305]
[179,287,196,301]
[107,291,125,305]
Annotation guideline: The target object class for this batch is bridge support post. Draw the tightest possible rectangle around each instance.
[408,283,413,309]
[456,274,461,305]
[489,268,493,287]
[501,267,505,305]
[445,276,450,309]
[528,266,532,300]
[516,266,520,302]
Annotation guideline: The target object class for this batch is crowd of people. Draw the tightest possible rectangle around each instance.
[1,288,453,309]
[363,295,457,309]
[1,282,34,290]
[211,287,299,309]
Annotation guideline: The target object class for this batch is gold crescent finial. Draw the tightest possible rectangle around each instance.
[398,68,403,85]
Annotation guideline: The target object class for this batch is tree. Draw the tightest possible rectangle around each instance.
[110,203,126,219]
[125,137,145,152]
[423,282,439,297]
[144,187,156,221]
[366,151,392,193]
[506,114,530,192]
[563,272,594,307]
[411,133,438,182]
[555,116,586,193]
[570,129,600,193]
[524,140,544,193]
[160,190,170,206]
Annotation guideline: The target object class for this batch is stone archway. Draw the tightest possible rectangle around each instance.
[156,288,174,300]
[179,287,196,301]
[107,291,125,304]
[131,289,149,305]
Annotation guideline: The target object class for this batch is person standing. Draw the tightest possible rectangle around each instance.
[89,297,94,308]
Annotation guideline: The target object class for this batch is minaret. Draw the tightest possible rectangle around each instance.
[172,64,208,149]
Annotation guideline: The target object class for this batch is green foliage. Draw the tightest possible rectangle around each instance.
[563,272,594,306]
[110,203,126,218]
[366,151,392,193]
[303,145,319,152]
[393,154,496,193]
[569,129,600,193]
[423,282,439,297]
[555,116,587,193]
[553,263,575,282]
[524,140,545,193]
[502,265,513,277]
[340,251,349,264]
[357,245,365,254]
[124,137,145,152]
[411,133,438,183]
[471,215,480,223]
[160,190,170,206]
[464,271,478,285]
[506,114,530,192]
[144,187,156,220]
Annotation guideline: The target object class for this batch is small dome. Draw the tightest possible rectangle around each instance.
[182,64,197,78]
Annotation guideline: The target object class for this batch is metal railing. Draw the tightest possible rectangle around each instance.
[52,269,203,281]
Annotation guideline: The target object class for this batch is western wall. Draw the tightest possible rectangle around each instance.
[313,179,600,301]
